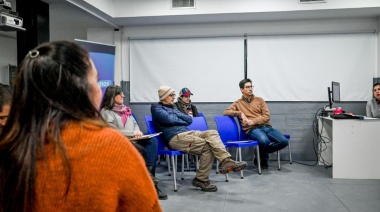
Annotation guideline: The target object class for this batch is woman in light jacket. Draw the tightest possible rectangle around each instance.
[366,83,380,118]
[100,85,167,200]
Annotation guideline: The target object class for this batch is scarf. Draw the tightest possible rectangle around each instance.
[111,104,132,127]
[177,97,193,116]
[242,94,255,103]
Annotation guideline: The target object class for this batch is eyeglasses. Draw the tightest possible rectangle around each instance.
[169,93,176,97]
[117,92,124,96]
[244,86,254,89]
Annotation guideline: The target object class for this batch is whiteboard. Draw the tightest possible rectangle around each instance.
[247,34,376,101]
[130,37,244,102]
[129,33,376,103]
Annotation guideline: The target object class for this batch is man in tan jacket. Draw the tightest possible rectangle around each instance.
[223,79,288,169]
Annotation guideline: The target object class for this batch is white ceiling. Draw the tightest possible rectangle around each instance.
[4,0,380,34]
[112,7,380,26]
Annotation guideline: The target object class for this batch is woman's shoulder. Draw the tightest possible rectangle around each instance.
[367,99,375,105]
[100,108,114,114]
[62,122,137,161]
[63,121,128,144]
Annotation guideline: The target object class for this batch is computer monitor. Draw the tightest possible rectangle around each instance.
[327,81,340,109]
[332,81,340,102]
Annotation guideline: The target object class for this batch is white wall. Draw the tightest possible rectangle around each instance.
[84,0,115,16]
[113,17,379,84]
[49,3,98,41]
[91,0,380,17]
[0,34,17,85]
[0,0,17,85]
[378,16,380,78]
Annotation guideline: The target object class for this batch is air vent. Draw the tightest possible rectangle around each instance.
[172,0,195,9]
[299,0,326,3]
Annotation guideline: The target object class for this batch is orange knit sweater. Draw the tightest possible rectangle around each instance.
[35,121,162,212]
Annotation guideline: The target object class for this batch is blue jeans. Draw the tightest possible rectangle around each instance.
[247,126,288,161]
[136,137,158,169]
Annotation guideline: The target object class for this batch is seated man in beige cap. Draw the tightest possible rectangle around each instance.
[151,86,247,192]
[174,87,199,117]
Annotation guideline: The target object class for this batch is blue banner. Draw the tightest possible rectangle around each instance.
[75,39,115,96]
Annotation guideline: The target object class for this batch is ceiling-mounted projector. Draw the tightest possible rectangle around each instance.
[0,0,25,31]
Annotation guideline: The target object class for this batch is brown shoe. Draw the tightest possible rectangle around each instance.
[192,178,218,192]
[155,185,168,200]
[147,166,159,185]
[219,157,247,174]
[150,173,159,185]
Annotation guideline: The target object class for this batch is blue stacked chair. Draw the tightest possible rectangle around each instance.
[214,115,262,181]
[144,115,186,192]
[237,119,292,170]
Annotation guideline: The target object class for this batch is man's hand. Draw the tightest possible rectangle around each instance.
[133,130,143,138]
[241,113,254,126]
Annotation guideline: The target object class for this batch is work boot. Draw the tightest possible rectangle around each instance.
[155,185,168,200]
[147,166,159,185]
[218,157,247,174]
[192,178,218,192]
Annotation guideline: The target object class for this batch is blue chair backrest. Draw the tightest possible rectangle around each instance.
[188,116,208,131]
[237,119,249,140]
[214,116,240,144]
[198,112,205,118]
[145,115,152,123]
[144,115,166,150]
[132,113,138,124]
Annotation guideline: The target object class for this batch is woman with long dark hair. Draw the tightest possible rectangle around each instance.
[0,41,162,211]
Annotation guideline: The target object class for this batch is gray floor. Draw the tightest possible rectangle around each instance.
[156,160,380,212]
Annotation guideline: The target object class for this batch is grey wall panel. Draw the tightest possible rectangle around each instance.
[125,89,367,162]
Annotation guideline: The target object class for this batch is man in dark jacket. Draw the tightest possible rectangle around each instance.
[151,85,247,192]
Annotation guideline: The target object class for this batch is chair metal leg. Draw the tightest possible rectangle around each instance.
[256,146,261,175]
[288,140,293,164]
[181,155,185,180]
[235,148,238,161]
[167,156,172,176]
[216,159,229,181]
[175,155,178,175]
[277,151,281,170]
[195,155,199,171]
[238,148,243,179]
[185,154,190,171]
[171,156,178,192]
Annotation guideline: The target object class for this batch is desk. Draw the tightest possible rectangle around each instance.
[318,117,380,179]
